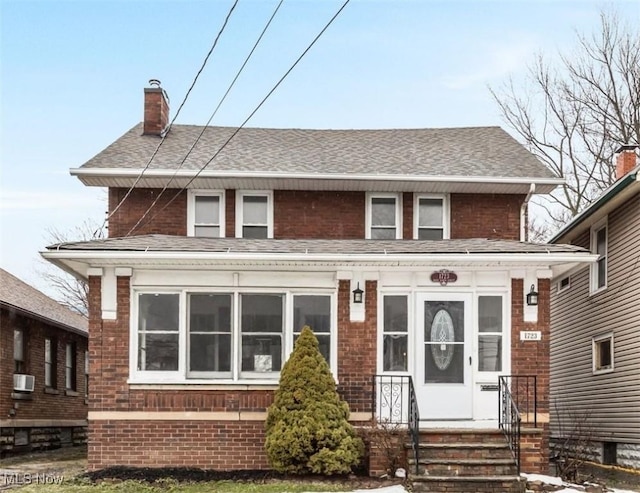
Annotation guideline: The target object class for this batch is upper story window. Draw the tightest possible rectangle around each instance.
[14,329,26,373]
[367,193,401,239]
[414,194,449,240]
[188,191,225,237]
[133,290,335,383]
[590,218,607,293]
[236,191,273,239]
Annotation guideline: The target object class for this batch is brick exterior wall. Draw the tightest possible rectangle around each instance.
[1,308,88,453]
[336,280,377,413]
[107,188,187,237]
[451,194,524,240]
[510,278,551,474]
[274,191,365,239]
[106,189,525,240]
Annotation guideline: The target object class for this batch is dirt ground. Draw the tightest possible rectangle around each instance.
[1,446,639,491]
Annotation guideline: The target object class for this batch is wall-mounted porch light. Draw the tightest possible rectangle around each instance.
[526,284,539,306]
[352,282,364,304]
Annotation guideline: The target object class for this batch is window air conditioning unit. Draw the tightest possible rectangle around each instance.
[13,374,35,392]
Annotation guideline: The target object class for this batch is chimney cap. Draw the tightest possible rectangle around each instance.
[615,144,639,154]
[148,79,162,88]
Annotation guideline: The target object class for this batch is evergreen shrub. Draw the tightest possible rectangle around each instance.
[265,326,364,475]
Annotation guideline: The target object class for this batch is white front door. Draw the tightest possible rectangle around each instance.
[416,293,473,420]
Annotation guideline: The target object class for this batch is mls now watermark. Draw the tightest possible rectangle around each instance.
[1,472,64,486]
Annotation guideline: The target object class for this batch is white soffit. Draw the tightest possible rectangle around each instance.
[70,169,562,194]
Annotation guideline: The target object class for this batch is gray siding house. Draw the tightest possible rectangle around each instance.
[550,145,640,468]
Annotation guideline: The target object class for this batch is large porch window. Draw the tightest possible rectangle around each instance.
[133,290,334,382]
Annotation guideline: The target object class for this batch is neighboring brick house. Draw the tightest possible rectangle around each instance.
[549,146,640,468]
[42,83,595,485]
[0,269,88,455]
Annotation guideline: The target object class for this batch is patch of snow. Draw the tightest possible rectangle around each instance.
[522,472,564,486]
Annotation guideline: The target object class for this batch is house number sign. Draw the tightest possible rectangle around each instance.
[520,331,542,341]
[430,269,458,286]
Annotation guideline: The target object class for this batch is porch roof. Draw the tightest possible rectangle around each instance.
[42,236,595,281]
[47,235,586,255]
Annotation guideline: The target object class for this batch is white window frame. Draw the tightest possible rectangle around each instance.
[557,276,571,293]
[236,191,273,239]
[590,217,608,294]
[413,193,450,240]
[130,288,336,384]
[476,293,507,375]
[380,293,410,373]
[187,190,225,238]
[366,192,402,239]
[592,332,614,374]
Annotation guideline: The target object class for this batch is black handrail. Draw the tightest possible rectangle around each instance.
[372,375,420,474]
[499,376,522,474]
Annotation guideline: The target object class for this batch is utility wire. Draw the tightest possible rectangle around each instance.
[127,0,351,236]
[98,0,240,238]
[125,0,285,236]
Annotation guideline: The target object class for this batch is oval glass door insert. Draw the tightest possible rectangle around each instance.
[430,309,455,370]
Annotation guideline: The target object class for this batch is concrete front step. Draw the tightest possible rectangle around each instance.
[410,457,517,476]
[411,475,526,493]
[417,428,508,444]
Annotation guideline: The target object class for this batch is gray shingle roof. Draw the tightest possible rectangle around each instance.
[0,269,88,335]
[48,235,586,255]
[79,124,556,179]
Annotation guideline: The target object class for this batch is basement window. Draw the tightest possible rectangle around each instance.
[592,333,614,374]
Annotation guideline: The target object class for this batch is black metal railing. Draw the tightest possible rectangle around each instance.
[372,375,420,474]
[499,376,522,474]
[500,375,538,427]
[498,375,538,474]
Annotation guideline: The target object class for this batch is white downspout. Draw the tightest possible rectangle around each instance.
[520,183,536,242]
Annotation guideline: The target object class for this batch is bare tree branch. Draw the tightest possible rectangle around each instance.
[491,9,640,236]
[38,219,105,316]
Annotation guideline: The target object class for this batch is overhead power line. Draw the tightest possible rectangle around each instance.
[98,0,240,237]
[126,0,351,236]
[124,0,285,236]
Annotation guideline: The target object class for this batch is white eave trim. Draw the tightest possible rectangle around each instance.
[70,168,563,192]
[42,249,598,266]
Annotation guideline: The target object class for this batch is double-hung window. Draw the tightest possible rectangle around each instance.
[367,193,401,239]
[188,191,224,237]
[45,338,57,388]
[138,293,180,371]
[14,329,26,373]
[590,218,607,292]
[237,192,273,239]
[133,290,334,382]
[65,342,77,391]
[477,295,504,372]
[382,295,408,372]
[414,194,448,240]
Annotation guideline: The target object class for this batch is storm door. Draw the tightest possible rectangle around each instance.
[416,293,473,420]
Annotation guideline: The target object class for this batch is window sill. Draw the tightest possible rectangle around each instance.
[44,387,60,395]
[592,368,614,376]
[589,285,608,297]
[11,392,33,400]
[128,381,280,391]
[65,390,80,397]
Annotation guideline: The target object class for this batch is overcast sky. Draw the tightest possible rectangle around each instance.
[1,0,638,298]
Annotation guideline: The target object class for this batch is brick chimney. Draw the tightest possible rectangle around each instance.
[143,79,169,136]
[615,144,639,180]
